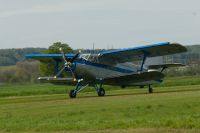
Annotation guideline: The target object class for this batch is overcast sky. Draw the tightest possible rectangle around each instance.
[0,0,200,49]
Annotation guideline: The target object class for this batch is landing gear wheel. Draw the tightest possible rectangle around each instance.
[121,85,126,88]
[98,88,105,96]
[69,90,76,98]
[139,85,144,88]
[148,85,153,93]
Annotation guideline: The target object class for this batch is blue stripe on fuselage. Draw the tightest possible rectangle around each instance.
[75,60,133,73]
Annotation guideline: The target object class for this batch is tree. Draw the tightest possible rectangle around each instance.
[40,42,73,76]
[46,42,73,54]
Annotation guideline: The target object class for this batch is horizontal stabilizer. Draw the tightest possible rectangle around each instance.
[148,63,185,69]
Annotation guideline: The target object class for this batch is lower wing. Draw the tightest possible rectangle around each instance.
[38,77,76,85]
[104,71,164,86]
[148,63,185,69]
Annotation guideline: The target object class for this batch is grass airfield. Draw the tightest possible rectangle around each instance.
[0,76,200,133]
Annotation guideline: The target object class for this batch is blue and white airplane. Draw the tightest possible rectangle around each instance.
[26,42,187,98]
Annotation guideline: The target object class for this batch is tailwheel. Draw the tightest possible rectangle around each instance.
[139,85,144,88]
[148,85,153,93]
[98,88,105,96]
[69,89,76,98]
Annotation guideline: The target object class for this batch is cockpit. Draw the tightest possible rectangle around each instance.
[79,54,99,62]
[79,54,91,60]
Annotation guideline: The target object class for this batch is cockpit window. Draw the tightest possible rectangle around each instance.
[79,54,91,60]
[79,54,99,62]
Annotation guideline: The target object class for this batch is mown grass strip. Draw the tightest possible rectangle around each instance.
[0,87,200,132]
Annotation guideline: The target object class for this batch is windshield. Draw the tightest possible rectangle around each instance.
[79,54,99,62]
[79,54,91,60]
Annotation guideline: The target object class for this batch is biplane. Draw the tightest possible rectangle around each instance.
[26,42,187,98]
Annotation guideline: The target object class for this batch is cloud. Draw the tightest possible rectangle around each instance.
[0,1,84,18]
[1,0,200,18]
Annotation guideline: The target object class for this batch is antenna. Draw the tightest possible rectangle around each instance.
[93,43,95,54]
[111,44,114,50]
[107,44,110,50]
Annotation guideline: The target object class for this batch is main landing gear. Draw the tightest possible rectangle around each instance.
[69,79,88,98]
[69,89,76,98]
[148,85,153,93]
[69,79,105,98]
[94,80,105,97]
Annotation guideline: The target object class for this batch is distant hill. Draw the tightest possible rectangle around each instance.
[0,48,46,66]
[186,45,200,54]
[167,45,200,64]
[185,45,200,61]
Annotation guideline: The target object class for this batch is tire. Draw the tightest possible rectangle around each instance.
[121,85,126,88]
[69,90,76,98]
[98,88,105,96]
[149,87,153,93]
[139,85,144,88]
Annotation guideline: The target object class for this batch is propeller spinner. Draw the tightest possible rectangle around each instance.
[54,48,81,81]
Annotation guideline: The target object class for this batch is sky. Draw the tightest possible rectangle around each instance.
[0,0,200,49]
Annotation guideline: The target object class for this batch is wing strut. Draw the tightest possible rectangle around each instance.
[55,60,60,74]
[140,53,147,72]
[161,66,167,72]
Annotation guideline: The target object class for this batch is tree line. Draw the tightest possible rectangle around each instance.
[0,48,46,66]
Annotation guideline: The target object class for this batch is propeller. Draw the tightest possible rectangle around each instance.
[54,48,81,81]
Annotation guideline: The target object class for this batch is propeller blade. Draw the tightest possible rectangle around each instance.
[68,66,77,81]
[58,48,78,82]
[69,50,81,63]
[59,48,70,63]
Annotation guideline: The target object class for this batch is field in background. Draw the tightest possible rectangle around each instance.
[0,76,200,132]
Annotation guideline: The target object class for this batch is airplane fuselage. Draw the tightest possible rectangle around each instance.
[73,58,163,86]
[25,42,187,98]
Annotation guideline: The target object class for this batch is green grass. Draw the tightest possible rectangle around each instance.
[158,75,200,87]
[1,76,200,132]
[0,84,69,97]
[0,84,125,97]
[0,86,200,132]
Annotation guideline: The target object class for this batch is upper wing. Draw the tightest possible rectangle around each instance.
[25,54,75,61]
[98,42,187,64]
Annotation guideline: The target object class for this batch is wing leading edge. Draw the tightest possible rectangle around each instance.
[98,42,187,64]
